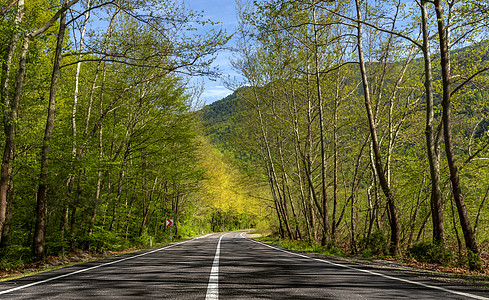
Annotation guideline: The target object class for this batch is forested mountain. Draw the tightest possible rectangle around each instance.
[199,91,241,148]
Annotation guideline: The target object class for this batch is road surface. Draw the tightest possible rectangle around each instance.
[0,231,488,299]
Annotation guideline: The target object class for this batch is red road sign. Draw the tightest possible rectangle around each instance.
[166,219,173,226]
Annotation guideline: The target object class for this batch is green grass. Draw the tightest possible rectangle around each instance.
[255,236,345,257]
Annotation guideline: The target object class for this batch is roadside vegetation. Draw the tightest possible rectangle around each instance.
[211,0,489,273]
[255,235,489,279]
[0,0,266,272]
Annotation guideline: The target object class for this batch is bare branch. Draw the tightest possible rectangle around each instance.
[321,6,424,49]
[0,0,19,18]
[30,0,80,38]
[451,67,489,96]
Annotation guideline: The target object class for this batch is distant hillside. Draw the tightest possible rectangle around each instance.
[197,87,262,176]
[197,41,489,150]
[199,89,241,148]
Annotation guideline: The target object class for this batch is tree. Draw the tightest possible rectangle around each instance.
[0,0,230,264]
[418,0,446,246]
[433,0,479,269]
[0,0,23,245]
[354,0,399,255]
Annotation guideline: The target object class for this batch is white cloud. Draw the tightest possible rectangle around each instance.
[201,86,233,104]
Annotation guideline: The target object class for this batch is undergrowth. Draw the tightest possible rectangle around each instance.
[256,236,344,257]
[407,242,454,265]
[255,234,489,277]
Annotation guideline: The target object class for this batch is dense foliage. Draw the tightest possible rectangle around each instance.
[199,91,240,148]
[0,0,267,268]
[227,0,489,269]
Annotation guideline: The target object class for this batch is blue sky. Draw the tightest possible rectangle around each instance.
[184,0,241,105]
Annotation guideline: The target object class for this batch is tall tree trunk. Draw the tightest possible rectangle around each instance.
[0,191,13,248]
[140,177,157,236]
[407,177,427,246]
[331,68,341,242]
[60,206,69,254]
[109,167,125,232]
[279,142,299,239]
[306,73,319,241]
[33,0,69,260]
[355,0,399,255]
[172,187,180,237]
[65,0,92,252]
[291,90,309,240]
[312,4,329,246]
[0,0,24,244]
[420,0,445,245]
[473,185,489,235]
[433,0,479,268]
[72,0,91,157]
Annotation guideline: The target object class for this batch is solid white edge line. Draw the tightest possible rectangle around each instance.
[205,234,225,300]
[245,236,489,300]
[0,234,214,296]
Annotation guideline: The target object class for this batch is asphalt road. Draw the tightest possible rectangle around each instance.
[1,231,488,299]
